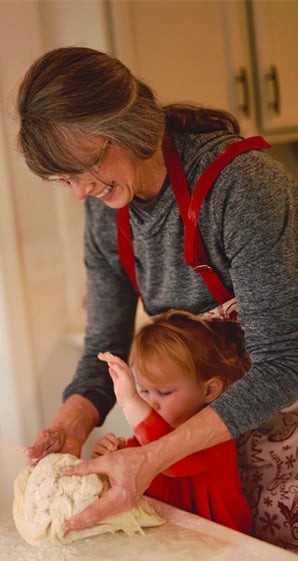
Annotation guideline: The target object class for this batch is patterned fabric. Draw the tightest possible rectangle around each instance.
[237,401,298,553]
[202,300,298,552]
[200,297,238,322]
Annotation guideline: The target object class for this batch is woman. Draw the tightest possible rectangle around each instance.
[17,47,297,548]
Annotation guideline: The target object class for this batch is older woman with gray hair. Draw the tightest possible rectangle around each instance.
[17,47,297,551]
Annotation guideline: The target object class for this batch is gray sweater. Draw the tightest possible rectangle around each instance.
[63,131,298,438]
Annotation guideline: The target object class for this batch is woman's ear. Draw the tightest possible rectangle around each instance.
[203,377,224,404]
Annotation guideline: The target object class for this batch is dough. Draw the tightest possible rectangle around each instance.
[13,453,164,546]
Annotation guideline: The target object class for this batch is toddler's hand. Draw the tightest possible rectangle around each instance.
[98,352,138,408]
[92,433,125,457]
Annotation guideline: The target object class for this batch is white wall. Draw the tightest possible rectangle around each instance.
[0,0,111,445]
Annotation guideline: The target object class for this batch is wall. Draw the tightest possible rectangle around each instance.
[0,0,112,445]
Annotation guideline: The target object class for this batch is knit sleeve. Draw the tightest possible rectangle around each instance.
[63,199,139,425]
[203,149,298,436]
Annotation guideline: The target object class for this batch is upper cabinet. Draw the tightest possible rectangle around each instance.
[109,0,298,142]
[249,0,298,136]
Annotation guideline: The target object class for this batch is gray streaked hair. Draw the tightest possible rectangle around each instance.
[17,46,239,178]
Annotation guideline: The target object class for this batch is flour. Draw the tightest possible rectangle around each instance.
[13,453,164,546]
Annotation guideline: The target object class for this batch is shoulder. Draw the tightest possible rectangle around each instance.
[172,131,297,199]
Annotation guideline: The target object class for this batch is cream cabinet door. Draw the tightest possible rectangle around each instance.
[250,0,298,133]
[222,0,257,136]
[110,0,233,111]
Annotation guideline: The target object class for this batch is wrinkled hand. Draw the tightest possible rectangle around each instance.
[92,433,125,457]
[63,445,159,535]
[98,352,138,408]
[26,395,99,466]
[26,428,64,466]
[26,428,81,467]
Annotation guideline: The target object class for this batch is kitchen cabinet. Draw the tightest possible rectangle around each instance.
[109,0,298,142]
[248,0,298,134]
[225,0,298,139]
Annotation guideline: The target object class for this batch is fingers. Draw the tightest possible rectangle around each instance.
[63,457,100,475]
[64,486,134,535]
[25,429,65,466]
[98,352,126,369]
[98,351,116,365]
[92,433,120,457]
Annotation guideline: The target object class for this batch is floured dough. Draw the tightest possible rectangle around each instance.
[13,453,164,546]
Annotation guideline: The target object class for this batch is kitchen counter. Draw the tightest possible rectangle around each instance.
[0,439,294,561]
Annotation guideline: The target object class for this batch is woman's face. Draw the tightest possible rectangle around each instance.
[134,355,207,428]
[49,137,165,207]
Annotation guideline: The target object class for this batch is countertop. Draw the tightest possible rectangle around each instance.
[0,439,295,561]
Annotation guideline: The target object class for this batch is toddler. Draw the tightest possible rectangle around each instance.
[95,310,252,534]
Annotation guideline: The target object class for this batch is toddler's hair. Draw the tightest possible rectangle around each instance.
[130,310,251,390]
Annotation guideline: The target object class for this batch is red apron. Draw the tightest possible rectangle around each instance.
[117,134,270,305]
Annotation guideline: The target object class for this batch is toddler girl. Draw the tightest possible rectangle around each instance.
[95,310,252,534]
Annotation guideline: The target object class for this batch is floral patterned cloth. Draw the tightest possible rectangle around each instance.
[202,299,298,552]
[237,401,298,553]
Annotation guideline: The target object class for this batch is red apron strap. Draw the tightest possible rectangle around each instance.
[162,133,191,224]
[185,136,272,268]
[163,134,234,303]
[117,135,271,305]
[117,206,141,295]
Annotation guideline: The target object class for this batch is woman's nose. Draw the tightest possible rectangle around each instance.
[69,180,94,200]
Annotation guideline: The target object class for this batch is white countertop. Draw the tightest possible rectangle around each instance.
[0,439,294,561]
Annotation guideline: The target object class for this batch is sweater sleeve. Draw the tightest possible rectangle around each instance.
[63,199,139,425]
[133,409,236,477]
[201,149,298,437]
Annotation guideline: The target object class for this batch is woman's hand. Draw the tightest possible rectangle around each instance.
[26,427,68,466]
[26,395,99,466]
[62,407,231,534]
[63,444,160,535]
[92,433,125,457]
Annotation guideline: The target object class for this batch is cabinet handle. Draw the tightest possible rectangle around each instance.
[266,65,280,115]
[235,68,250,117]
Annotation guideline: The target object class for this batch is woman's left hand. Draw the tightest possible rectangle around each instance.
[63,444,158,534]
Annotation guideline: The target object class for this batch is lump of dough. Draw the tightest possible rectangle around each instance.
[13,453,164,546]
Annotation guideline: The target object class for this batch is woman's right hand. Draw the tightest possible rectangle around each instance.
[25,427,82,466]
[26,394,100,466]
[63,444,160,535]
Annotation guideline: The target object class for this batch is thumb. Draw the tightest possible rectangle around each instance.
[63,457,108,478]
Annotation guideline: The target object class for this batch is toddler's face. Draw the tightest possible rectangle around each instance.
[135,356,207,428]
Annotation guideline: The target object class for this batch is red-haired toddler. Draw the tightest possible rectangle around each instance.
[95,310,252,534]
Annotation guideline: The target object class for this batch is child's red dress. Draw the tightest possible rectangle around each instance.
[126,409,252,534]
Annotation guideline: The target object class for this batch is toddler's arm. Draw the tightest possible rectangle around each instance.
[98,352,151,429]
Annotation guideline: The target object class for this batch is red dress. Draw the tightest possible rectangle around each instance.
[126,409,252,535]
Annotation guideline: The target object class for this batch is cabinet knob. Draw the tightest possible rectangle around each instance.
[235,68,250,118]
[265,65,280,115]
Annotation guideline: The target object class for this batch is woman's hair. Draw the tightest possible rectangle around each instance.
[130,310,251,391]
[17,46,240,178]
